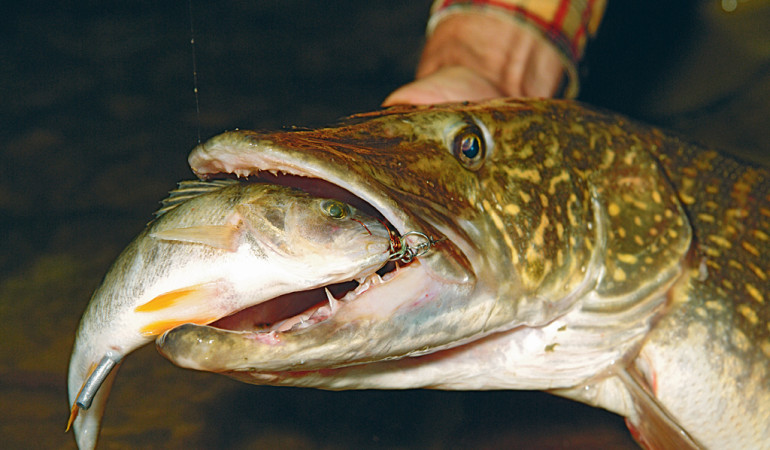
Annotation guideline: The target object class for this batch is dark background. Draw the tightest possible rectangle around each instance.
[1,1,768,448]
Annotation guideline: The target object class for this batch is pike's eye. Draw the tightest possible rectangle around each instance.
[452,124,485,170]
[321,200,350,219]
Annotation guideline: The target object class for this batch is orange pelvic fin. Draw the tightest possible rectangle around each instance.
[134,282,221,314]
[139,316,220,337]
[150,224,241,251]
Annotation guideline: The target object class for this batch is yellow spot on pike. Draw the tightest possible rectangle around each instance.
[680,193,695,205]
[727,208,749,219]
[748,262,767,281]
[617,253,638,264]
[548,170,570,194]
[613,268,627,282]
[752,229,768,241]
[705,300,724,312]
[506,167,541,183]
[737,304,759,325]
[745,283,764,304]
[608,203,620,216]
[504,204,521,215]
[708,235,732,249]
[742,241,760,257]
[483,199,518,263]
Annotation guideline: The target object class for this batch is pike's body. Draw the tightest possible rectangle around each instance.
[72,99,768,448]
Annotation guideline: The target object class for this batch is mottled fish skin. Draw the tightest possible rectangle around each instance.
[618,134,770,448]
[158,99,768,448]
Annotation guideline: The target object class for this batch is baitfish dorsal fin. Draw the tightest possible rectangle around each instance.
[154,179,239,218]
[150,224,241,251]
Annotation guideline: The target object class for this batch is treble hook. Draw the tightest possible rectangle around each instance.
[388,230,442,264]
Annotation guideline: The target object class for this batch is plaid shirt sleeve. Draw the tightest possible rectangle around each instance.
[427,0,607,97]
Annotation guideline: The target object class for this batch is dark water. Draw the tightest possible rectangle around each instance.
[1,1,767,448]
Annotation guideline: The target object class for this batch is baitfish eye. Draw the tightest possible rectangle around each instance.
[452,124,486,170]
[321,199,350,219]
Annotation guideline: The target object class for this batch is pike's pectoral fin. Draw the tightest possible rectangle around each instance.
[150,224,241,251]
[617,367,702,449]
[135,282,225,337]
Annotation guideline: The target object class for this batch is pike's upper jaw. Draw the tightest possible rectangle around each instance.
[188,131,411,235]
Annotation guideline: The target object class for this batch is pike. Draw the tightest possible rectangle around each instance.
[66,181,393,449]
[155,99,768,448]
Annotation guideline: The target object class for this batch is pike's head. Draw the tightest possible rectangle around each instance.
[158,99,608,384]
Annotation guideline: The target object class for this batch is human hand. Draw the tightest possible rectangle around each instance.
[384,12,567,106]
[384,66,504,105]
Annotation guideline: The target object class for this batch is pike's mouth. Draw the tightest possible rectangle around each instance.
[205,170,404,334]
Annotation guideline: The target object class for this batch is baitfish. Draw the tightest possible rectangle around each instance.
[156,99,768,449]
[66,180,392,449]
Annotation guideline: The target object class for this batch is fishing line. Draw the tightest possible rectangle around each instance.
[188,0,201,144]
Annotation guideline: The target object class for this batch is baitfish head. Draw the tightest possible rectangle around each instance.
[67,181,391,449]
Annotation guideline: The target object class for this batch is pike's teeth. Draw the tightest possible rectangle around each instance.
[348,273,384,299]
[324,287,339,312]
[272,289,340,332]
[309,288,339,322]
